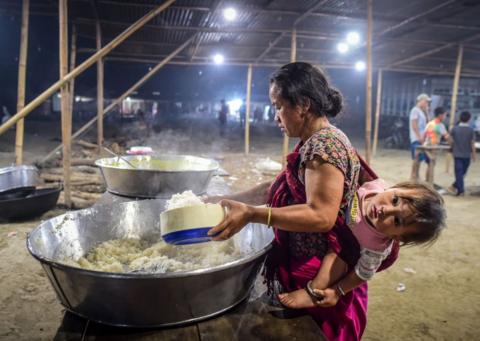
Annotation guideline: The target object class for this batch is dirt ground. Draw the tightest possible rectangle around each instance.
[0,119,479,340]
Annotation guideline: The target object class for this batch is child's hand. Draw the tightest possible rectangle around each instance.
[313,288,340,307]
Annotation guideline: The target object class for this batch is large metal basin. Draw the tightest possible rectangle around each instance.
[95,155,219,198]
[0,165,38,196]
[27,200,273,327]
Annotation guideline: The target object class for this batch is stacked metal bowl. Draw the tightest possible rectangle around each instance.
[0,165,61,221]
[95,154,219,198]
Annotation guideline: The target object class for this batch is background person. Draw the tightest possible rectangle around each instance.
[424,107,449,146]
[218,99,229,137]
[448,111,476,196]
[409,93,431,180]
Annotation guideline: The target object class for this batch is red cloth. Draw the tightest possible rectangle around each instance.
[264,143,399,341]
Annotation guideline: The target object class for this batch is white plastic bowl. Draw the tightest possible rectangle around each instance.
[160,204,225,245]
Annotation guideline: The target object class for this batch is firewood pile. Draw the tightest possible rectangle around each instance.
[38,139,124,208]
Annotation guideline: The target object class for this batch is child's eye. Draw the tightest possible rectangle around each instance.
[392,194,399,206]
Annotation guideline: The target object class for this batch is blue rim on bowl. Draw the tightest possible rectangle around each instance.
[162,227,213,245]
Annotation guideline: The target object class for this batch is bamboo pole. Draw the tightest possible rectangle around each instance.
[282,28,296,165]
[446,44,464,173]
[14,0,30,165]
[245,64,253,154]
[372,68,383,156]
[0,0,176,136]
[449,44,464,129]
[364,0,373,164]
[41,35,195,163]
[96,20,104,151]
[69,25,77,117]
[59,0,71,207]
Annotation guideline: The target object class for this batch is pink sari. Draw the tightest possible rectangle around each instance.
[264,143,399,341]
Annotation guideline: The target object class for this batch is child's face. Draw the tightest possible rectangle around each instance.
[363,188,419,241]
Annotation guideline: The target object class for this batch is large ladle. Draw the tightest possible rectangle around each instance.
[102,146,138,169]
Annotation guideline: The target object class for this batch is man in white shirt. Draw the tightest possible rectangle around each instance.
[409,93,430,180]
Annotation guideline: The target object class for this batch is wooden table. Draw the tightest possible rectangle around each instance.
[53,291,327,341]
[415,145,451,185]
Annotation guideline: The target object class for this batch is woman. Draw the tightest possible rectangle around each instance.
[207,62,395,340]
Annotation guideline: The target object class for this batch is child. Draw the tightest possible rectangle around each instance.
[278,179,446,309]
[448,111,477,196]
[424,107,449,146]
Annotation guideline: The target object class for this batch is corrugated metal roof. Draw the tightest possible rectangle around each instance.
[1,0,480,74]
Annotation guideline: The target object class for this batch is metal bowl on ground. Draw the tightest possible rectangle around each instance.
[0,165,38,196]
[27,200,273,327]
[95,155,219,198]
[0,186,61,221]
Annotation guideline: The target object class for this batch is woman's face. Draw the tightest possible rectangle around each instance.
[269,83,305,138]
[363,188,419,242]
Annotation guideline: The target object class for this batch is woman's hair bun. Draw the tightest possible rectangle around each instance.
[325,88,343,118]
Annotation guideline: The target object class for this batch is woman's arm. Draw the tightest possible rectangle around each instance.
[209,157,344,240]
[204,181,272,206]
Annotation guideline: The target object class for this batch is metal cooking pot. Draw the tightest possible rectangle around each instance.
[27,200,273,327]
[0,186,61,221]
[0,165,38,195]
[95,155,219,198]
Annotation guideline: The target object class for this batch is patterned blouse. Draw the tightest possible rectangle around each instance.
[288,125,361,259]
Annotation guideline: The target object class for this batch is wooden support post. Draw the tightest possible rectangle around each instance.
[41,35,195,163]
[14,0,30,165]
[96,20,104,151]
[449,44,464,129]
[0,0,176,136]
[283,28,296,165]
[59,0,71,207]
[364,0,373,164]
[372,69,383,157]
[245,64,253,155]
[69,25,77,118]
[446,44,464,173]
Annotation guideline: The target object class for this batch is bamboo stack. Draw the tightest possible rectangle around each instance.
[39,139,111,208]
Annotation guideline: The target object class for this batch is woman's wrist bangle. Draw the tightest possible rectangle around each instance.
[266,206,272,228]
[336,283,346,296]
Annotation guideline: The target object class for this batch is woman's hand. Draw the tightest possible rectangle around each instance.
[202,195,224,204]
[313,288,340,307]
[207,199,253,241]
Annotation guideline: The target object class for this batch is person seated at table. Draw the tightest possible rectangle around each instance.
[448,111,477,196]
[278,179,445,309]
[423,107,449,146]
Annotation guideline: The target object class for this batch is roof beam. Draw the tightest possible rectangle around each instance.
[4,1,480,32]
[74,17,341,38]
[189,0,224,62]
[388,32,480,67]
[254,0,329,63]
[377,0,455,37]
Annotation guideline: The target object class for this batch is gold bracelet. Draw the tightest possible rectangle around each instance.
[267,206,272,228]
